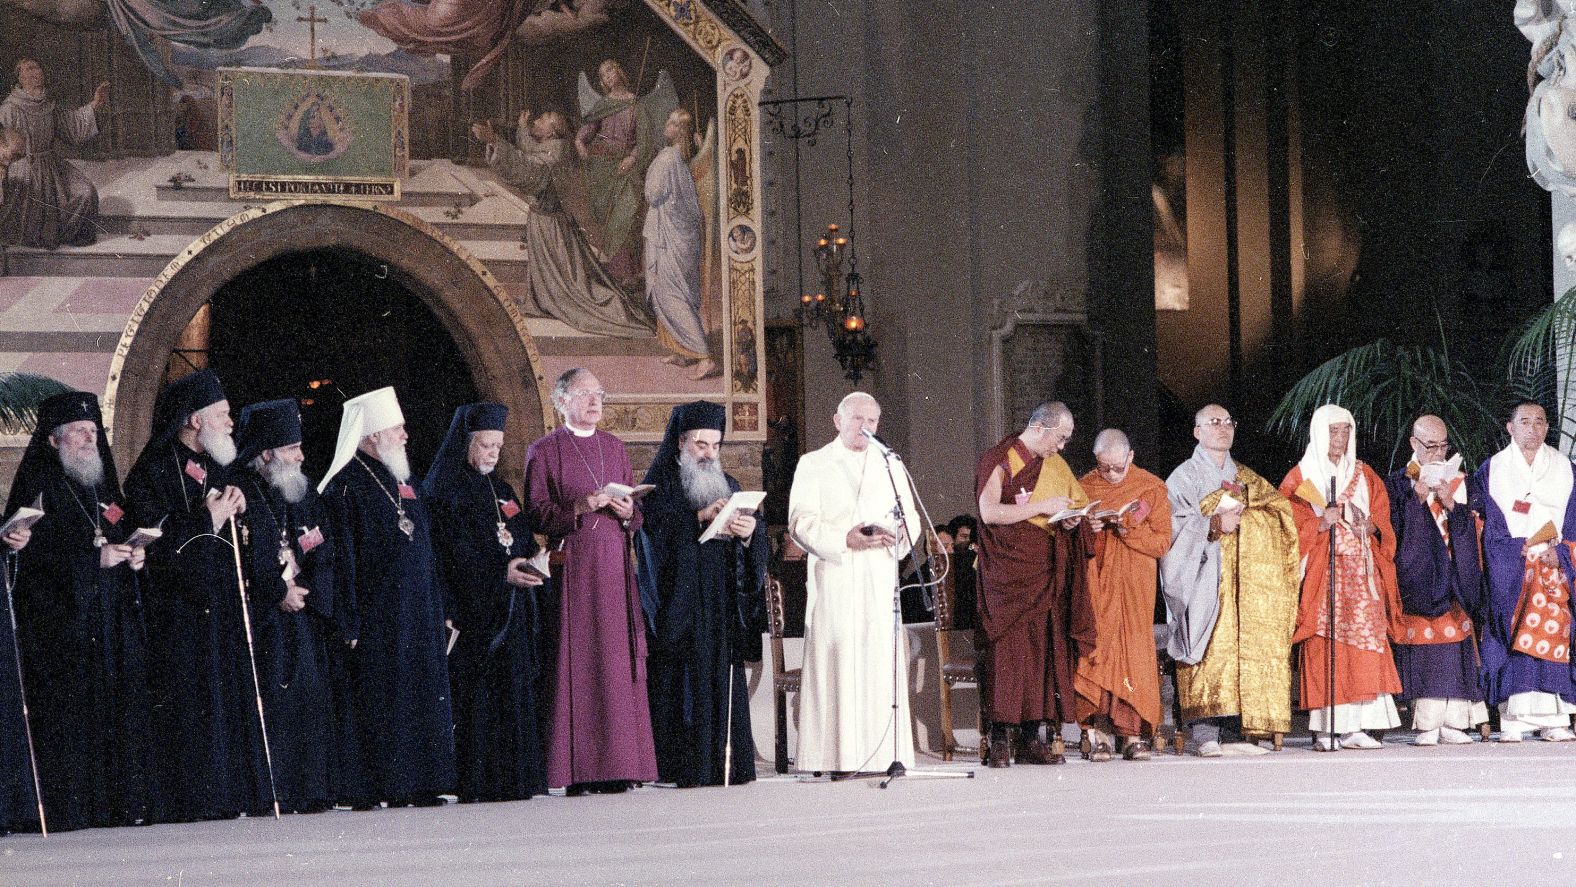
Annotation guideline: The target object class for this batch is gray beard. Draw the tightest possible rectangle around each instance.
[256,456,310,504]
[376,440,412,483]
[474,461,496,476]
[199,424,237,467]
[58,447,104,489]
[679,450,730,510]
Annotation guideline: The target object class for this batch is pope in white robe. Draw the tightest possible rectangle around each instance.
[787,392,920,773]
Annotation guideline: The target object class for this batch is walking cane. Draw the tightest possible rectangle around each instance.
[3,552,46,835]
[1318,477,1339,752]
[229,517,282,820]
[723,663,735,788]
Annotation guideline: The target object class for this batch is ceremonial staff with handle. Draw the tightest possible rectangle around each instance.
[1316,477,1339,752]
[229,516,281,820]
[2,549,46,835]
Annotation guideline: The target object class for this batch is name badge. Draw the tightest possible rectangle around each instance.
[297,525,324,555]
[398,483,417,500]
[101,501,124,525]
[184,459,207,485]
[1513,500,1532,515]
[500,499,521,519]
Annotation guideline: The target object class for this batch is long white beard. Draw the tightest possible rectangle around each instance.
[199,424,237,467]
[59,446,104,489]
[679,450,730,509]
[376,439,412,483]
[256,456,310,504]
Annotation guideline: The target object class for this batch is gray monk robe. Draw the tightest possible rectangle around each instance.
[1160,445,1300,736]
[0,86,100,248]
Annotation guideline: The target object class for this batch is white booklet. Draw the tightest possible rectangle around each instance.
[521,548,551,579]
[125,526,164,549]
[698,491,766,544]
[0,506,43,537]
[1046,500,1101,524]
[1419,453,1463,487]
[599,482,656,499]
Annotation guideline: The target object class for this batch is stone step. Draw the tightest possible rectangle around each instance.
[4,235,534,283]
[154,182,481,208]
[98,209,529,243]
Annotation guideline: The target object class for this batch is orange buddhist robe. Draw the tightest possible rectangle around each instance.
[1074,466,1172,735]
[1280,462,1405,710]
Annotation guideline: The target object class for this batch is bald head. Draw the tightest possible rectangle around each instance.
[1028,401,1072,431]
[837,391,879,418]
[1093,428,1131,456]
[1409,414,1449,463]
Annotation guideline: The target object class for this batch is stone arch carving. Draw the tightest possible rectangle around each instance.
[104,200,554,488]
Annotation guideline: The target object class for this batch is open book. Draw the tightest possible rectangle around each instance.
[125,526,164,549]
[1047,500,1101,524]
[600,482,656,499]
[0,506,43,537]
[699,491,766,544]
[520,548,552,579]
[1419,453,1463,487]
[1091,500,1144,522]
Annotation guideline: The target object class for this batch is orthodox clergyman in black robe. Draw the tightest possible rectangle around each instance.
[1,429,42,834]
[421,402,548,803]
[233,399,336,814]
[123,370,269,822]
[636,401,767,787]
[319,387,455,808]
[4,392,152,831]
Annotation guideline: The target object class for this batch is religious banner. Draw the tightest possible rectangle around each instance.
[219,67,409,200]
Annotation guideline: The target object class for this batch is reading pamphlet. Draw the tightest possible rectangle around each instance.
[698,491,766,544]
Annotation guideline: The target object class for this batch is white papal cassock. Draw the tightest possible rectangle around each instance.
[787,436,920,772]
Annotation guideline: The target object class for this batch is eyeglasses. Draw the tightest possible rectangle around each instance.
[569,388,607,401]
[1095,459,1130,475]
[1197,417,1236,428]
[1413,439,1449,453]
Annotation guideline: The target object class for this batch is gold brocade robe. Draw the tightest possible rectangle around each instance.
[1167,465,1301,735]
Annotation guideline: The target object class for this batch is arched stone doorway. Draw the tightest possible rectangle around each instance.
[105,201,554,490]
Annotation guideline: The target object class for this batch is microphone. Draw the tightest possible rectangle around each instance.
[861,428,900,459]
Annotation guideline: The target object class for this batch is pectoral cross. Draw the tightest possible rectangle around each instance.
[298,4,328,67]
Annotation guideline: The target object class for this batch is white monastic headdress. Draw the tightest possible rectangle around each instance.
[317,386,405,493]
[1296,403,1367,513]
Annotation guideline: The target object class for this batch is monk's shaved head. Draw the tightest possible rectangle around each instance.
[1411,414,1446,439]
[1092,428,1131,456]
[1028,401,1072,431]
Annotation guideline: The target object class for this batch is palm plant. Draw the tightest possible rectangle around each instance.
[1504,286,1576,446]
[0,373,71,435]
[1267,337,1504,473]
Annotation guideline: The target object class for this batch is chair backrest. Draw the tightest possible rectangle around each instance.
[768,560,807,639]
[933,540,959,631]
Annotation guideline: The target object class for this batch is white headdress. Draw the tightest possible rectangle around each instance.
[317,387,404,493]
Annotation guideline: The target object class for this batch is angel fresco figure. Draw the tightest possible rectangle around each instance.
[473,110,654,338]
[645,108,721,380]
[576,60,678,290]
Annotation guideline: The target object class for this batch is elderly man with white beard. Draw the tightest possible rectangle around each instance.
[124,369,271,823]
[636,401,767,787]
[231,399,336,814]
[3,391,151,831]
[318,387,455,809]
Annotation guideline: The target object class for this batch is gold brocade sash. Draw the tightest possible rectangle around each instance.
[1005,446,1087,533]
[1178,468,1300,736]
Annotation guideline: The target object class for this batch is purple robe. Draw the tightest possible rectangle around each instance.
[1469,462,1576,705]
[525,426,657,787]
[1384,469,1485,702]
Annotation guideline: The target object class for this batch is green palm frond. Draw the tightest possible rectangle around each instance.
[1267,339,1502,472]
[1505,285,1576,439]
[0,373,72,435]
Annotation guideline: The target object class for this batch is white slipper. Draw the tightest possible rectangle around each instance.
[1312,735,1341,751]
[1341,731,1382,749]
[1197,740,1223,758]
[1541,726,1576,742]
[1413,729,1440,747]
[1220,742,1272,756]
[1498,730,1524,743]
[1439,727,1473,745]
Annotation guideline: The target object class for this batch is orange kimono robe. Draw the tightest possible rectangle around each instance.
[1280,461,1405,710]
[1074,467,1172,735]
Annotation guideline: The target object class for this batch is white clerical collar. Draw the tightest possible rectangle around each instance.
[566,423,596,438]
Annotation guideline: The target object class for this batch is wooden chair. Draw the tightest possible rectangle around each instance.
[935,554,983,762]
[766,569,807,774]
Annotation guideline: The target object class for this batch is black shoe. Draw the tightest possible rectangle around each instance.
[987,739,1013,768]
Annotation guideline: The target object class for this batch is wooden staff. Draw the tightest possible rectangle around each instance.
[229,517,281,819]
[3,552,46,835]
[1317,478,1339,752]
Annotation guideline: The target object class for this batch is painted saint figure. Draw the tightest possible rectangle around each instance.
[0,59,108,249]
[576,60,676,288]
[645,109,718,379]
[475,111,653,337]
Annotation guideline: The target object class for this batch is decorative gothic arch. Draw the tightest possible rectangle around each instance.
[104,200,554,487]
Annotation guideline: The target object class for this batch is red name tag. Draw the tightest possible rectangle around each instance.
[184,459,207,485]
[1129,499,1152,525]
[398,483,417,500]
[1221,481,1244,495]
[500,499,520,519]
[100,502,124,525]
[297,526,324,554]
[1513,500,1532,515]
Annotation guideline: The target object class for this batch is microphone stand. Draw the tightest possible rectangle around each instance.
[831,433,973,788]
